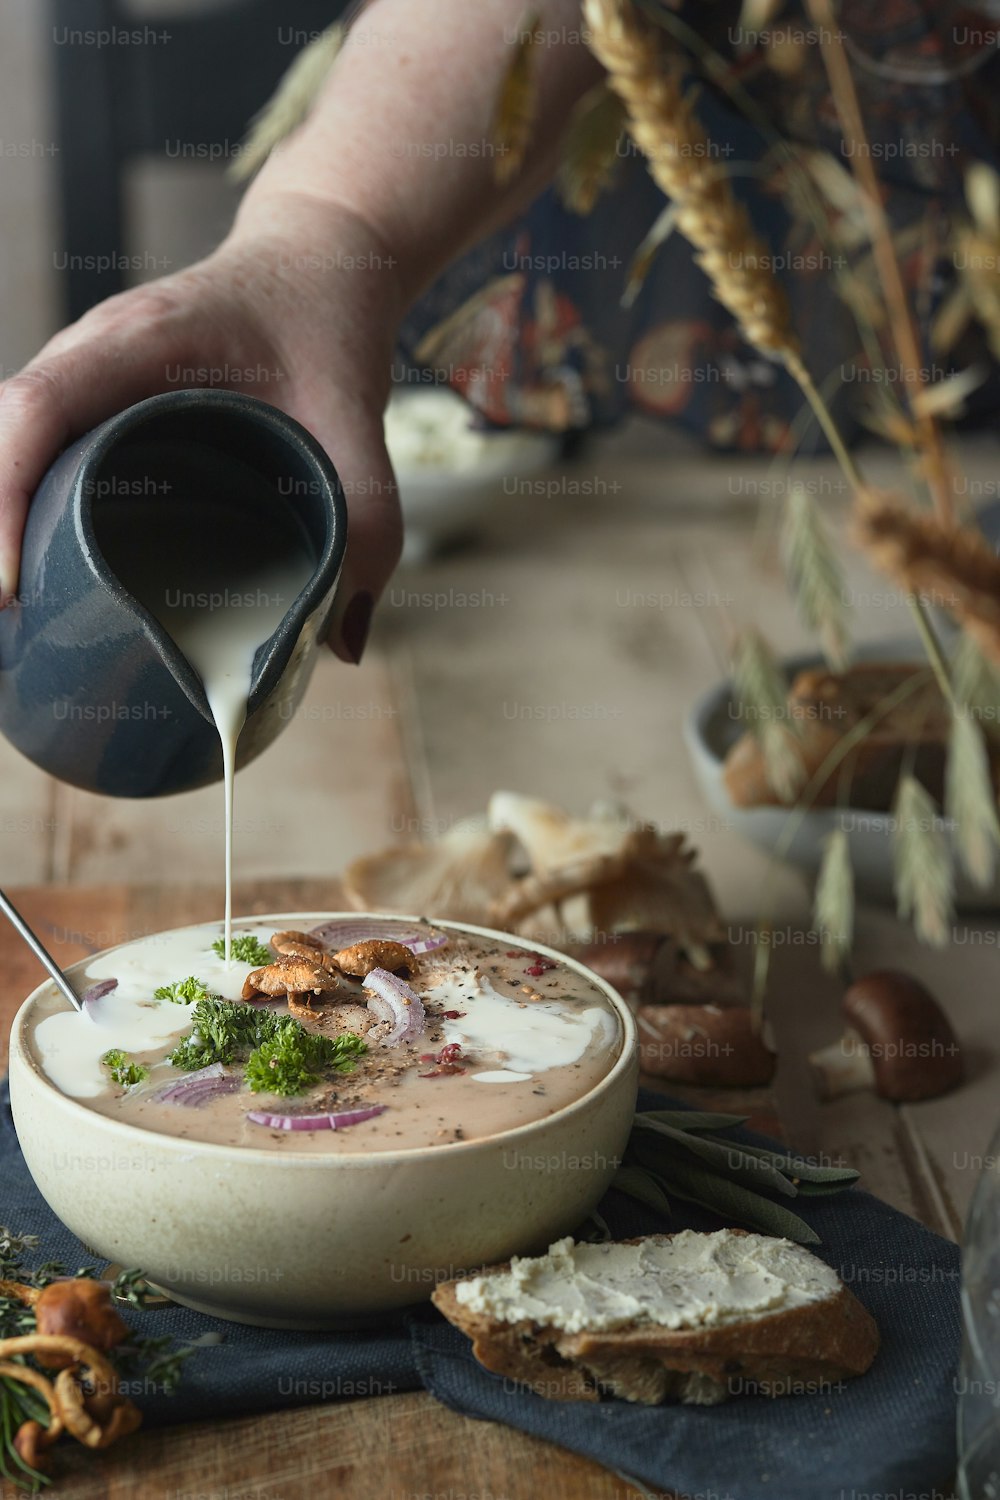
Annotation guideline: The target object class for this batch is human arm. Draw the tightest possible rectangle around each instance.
[0,0,601,657]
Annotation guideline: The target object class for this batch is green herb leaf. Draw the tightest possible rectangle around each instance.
[731,628,805,803]
[631,1122,799,1199]
[642,1151,821,1245]
[615,1114,860,1244]
[101,1049,149,1088]
[211,934,272,965]
[244,1028,365,1097]
[167,996,275,1070]
[892,773,954,946]
[609,1164,674,1217]
[780,484,850,669]
[168,997,366,1094]
[813,827,855,973]
[725,1143,860,1186]
[153,975,212,1005]
[637,1109,749,1133]
[946,710,1000,887]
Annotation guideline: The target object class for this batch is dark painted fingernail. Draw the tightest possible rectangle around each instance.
[340,590,374,664]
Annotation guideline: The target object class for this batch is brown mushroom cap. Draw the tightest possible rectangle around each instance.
[270,931,339,967]
[333,939,413,979]
[34,1281,129,1368]
[841,970,963,1102]
[242,956,342,1002]
[13,1418,56,1472]
[635,1004,776,1087]
[566,933,746,1008]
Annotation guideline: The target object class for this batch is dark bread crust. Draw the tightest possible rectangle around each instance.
[432,1231,879,1405]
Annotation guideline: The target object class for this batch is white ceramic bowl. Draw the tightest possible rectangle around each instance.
[384,390,559,561]
[684,640,1000,910]
[9,913,638,1329]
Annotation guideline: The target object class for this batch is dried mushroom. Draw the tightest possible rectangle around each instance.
[341,792,731,980]
[488,791,635,873]
[34,1280,130,1367]
[13,1415,60,1473]
[0,1331,141,1465]
[344,818,515,922]
[54,1367,142,1449]
[585,830,726,970]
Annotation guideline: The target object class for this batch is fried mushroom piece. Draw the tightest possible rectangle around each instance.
[242,955,342,1004]
[270,931,341,969]
[332,939,413,978]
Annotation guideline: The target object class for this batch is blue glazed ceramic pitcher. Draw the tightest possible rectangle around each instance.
[0,390,347,797]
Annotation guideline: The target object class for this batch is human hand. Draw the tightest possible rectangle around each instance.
[0,191,403,663]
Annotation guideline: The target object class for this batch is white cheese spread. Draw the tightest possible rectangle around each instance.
[453,1230,840,1334]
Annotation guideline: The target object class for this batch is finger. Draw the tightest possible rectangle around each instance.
[290,393,402,664]
[0,286,210,603]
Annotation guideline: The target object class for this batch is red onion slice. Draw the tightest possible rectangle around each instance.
[154,1062,241,1107]
[309,919,448,955]
[81,978,117,1012]
[363,967,426,1046]
[247,1104,387,1131]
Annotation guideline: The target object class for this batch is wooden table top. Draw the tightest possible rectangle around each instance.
[0,877,986,1498]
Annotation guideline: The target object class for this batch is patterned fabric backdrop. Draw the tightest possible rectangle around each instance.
[396,0,1000,452]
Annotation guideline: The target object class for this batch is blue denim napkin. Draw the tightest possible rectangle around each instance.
[0,1080,959,1498]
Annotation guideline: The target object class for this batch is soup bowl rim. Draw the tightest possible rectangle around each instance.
[11,910,638,1166]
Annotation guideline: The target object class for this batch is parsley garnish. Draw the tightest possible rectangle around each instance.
[167,997,366,1095]
[211,934,272,965]
[245,1029,366,1095]
[167,997,266,1070]
[101,1049,149,1087]
[153,975,211,1004]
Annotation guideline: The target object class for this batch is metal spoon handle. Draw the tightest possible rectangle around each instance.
[0,887,82,1012]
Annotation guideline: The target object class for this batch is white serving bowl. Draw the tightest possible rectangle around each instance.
[9,913,638,1329]
[384,390,560,561]
[684,640,1000,910]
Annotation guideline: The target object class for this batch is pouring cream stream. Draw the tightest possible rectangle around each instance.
[92,495,314,962]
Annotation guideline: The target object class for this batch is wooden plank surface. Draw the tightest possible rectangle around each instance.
[3,431,996,1495]
[10,1393,665,1500]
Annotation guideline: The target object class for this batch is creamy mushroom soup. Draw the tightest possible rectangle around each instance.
[26,918,624,1153]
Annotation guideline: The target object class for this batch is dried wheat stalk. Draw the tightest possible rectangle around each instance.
[231,25,345,181]
[805,0,955,522]
[583,0,800,358]
[855,491,1000,666]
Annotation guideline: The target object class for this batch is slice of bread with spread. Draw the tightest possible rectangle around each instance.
[432,1228,879,1405]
